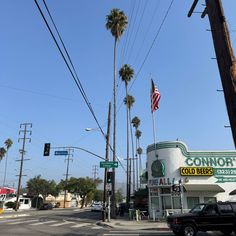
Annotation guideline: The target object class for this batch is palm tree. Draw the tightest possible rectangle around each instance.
[0,147,6,161]
[119,64,134,204]
[132,116,141,190]
[106,9,127,215]
[135,129,142,188]
[124,94,135,195]
[3,138,13,186]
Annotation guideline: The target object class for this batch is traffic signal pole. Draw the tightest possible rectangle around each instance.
[188,0,236,148]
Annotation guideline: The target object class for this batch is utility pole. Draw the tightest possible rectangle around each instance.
[103,102,111,222]
[188,0,236,147]
[92,165,98,180]
[15,123,32,211]
[63,148,73,208]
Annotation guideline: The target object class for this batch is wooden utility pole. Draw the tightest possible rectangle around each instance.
[188,0,236,148]
[103,102,111,222]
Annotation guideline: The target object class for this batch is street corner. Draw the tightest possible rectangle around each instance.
[96,221,114,228]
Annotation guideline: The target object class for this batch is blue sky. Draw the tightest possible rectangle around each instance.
[0,0,236,188]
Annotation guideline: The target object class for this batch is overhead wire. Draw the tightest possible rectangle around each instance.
[130,0,175,90]
[34,0,125,171]
[116,0,175,115]
[126,0,148,64]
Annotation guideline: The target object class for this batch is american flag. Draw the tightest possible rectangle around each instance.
[151,79,161,112]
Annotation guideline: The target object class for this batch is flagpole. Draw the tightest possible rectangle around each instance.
[151,111,158,158]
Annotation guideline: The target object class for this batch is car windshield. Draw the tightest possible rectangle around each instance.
[189,204,205,213]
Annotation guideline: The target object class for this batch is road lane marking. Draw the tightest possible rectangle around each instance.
[29,220,57,226]
[50,221,74,227]
[70,222,90,228]
[8,219,38,225]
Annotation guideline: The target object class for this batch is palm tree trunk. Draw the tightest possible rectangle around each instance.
[135,131,139,190]
[3,151,8,186]
[125,85,130,205]
[111,37,117,217]
[128,109,135,193]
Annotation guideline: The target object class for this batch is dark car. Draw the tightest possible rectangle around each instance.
[39,203,53,210]
[167,202,236,236]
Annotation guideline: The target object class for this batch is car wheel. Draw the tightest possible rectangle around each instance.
[221,230,232,236]
[181,224,197,236]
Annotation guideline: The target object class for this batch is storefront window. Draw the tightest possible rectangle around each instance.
[172,197,181,209]
[162,196,172,209]
[151,197,160,211]
[187,197,199,209]
[161,187,171,194]
[204,197,216,203]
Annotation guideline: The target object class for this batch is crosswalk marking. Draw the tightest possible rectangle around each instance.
[70,222,90,228]
[103,234,139,236]
[50,221,74,227]
[0,218,26,223]
[8,219,38,225]
[29,220,57,226]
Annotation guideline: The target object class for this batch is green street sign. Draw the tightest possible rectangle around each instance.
[100,161,118,168]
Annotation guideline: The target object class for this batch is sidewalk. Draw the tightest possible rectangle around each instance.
[97,214,170,231]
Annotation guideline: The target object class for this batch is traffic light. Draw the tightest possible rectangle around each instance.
[43,143,51,156]
[107,171,113,183]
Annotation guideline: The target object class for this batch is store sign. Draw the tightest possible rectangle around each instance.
[180,167,213,176]
[149,177,175,187]
[216,177,236,183]
[185,157,236,167]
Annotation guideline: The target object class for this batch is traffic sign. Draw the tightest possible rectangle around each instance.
[54,150,68,156]
[100,161,118,168]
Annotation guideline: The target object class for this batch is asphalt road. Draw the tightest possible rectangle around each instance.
[0,209,231,236]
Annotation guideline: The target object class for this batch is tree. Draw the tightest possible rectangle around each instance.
[106,9,128,215]
[124,94,135,196]
[132,117,141,190]
[26,175,58,200]
[119,64,134,204]
[0,147,6,161]
[3,138,13,186]
[65,177,102,208]
[93,189,104,202]
[136,129,142,188]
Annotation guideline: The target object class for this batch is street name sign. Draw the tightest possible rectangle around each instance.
[54,150,68,156]
[100,161,118,168]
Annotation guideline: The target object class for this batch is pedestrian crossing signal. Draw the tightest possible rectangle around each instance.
[43,143,51,156]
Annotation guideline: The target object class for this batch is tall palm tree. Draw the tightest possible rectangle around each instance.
[135,129,142,188]
[119,64,134,204]
[0,147,6,161]
[124,95,135,195]
[3,138,13,186]
[132,116,141,190]
[106,9,127,215]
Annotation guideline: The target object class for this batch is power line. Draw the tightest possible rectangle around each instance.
[130,0,175,89]
[34,0,125,172]
[116,0,175,114]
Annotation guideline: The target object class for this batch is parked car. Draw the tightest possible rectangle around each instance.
[39,203,53,210]
[167,201,236,236]
[91,202,103,212]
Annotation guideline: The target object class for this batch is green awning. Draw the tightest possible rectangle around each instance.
[183,184,225,193]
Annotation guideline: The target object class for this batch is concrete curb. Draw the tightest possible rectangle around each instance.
[96,221,113,228]
[96,220,171,231]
